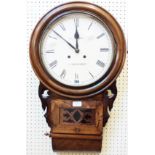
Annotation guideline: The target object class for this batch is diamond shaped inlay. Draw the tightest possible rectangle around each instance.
[62,108,95,124]
[73,111,81,121]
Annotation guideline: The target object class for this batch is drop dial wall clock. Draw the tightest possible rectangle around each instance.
[30,1,126,151]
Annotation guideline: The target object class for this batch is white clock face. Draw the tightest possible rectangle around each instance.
[40,12,115,87]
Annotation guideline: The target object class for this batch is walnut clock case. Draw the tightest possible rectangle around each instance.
[29,1,126,152]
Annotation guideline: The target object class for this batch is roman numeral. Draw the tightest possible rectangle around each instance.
[59,23,66,31]
[74,73,79,83]
[48,35,57,40]
[96,60,105,68]
[60,69,66,79]
[88,21,93,30]
[97,33,105,39]
[100,48,109,52]
[45,50,54,53]
[89,71,94,79]
[74,18,79,27]
[49,60,57,69]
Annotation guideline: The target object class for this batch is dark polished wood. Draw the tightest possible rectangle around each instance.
[52,134,102,151]
[30,1,126,99]
[30,1,126,152]
[39,81,117,151]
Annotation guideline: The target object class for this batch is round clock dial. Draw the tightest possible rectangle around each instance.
[30,2,126,98]
[40,12,115,87]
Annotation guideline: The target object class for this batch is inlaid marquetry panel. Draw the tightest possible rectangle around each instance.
[62,108,95,124]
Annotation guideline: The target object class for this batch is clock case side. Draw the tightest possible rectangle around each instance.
[39,80,117,129]
[39,81,117,151]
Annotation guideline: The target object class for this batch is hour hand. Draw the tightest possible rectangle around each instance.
[52,30,76,51]
[74,24,80,53]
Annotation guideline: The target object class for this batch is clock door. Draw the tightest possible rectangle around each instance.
[47,97,104,135]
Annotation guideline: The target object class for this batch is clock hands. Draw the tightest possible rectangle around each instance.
[74,23,80,53]
[52,30,77,53]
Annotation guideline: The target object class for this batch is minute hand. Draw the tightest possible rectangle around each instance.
[52,30,76,51]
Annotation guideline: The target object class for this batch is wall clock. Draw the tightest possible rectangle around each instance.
[29,1,126,151]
